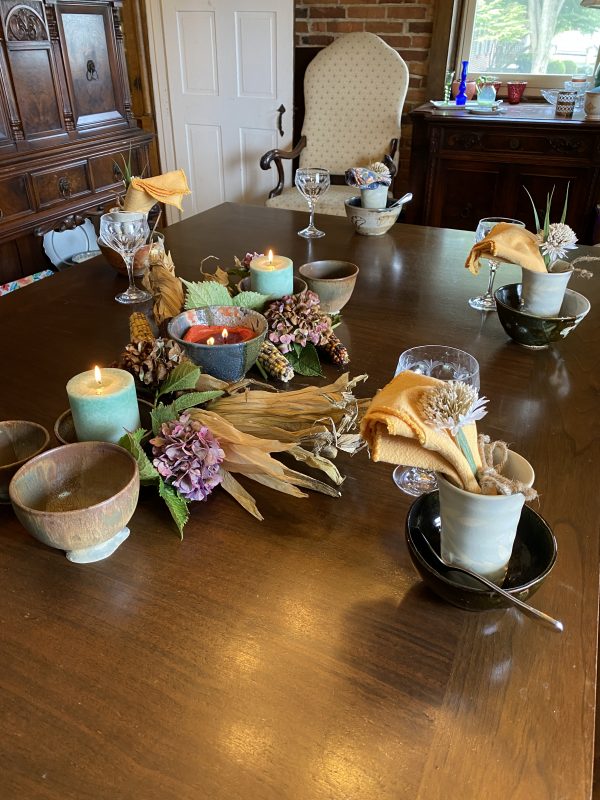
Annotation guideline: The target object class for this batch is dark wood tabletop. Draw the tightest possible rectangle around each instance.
[1,203,598,800]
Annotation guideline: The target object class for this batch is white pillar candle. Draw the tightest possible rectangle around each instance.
[250,250,293,298]
[66,367,141,444]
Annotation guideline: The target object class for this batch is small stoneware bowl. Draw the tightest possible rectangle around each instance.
[298,261,359,313]
[236,275,307,298]
[495,284,591,349]
[54,399,154,446]
[344,196,404,236]
[405,491,557,611]
[0,421,50,503]
[9,442,140,563]
[167,306,268,382]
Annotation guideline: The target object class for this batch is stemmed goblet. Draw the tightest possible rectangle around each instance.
[100,211,152,304]
[295,167,330,239]
[468,217,525,312]
[392,344,480,496]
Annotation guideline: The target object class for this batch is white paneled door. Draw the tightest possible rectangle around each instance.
[147,0,294,221]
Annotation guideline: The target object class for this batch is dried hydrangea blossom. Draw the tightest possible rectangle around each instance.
[264,290,331,354]
[150,414,225,501]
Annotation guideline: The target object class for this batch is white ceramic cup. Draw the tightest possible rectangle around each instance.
[521,262,573,317]
[361,185,389,209]
[437,450,535,585]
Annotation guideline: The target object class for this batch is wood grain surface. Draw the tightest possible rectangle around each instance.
[0,204,597,800]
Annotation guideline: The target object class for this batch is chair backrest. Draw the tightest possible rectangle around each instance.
[299,33,409,174]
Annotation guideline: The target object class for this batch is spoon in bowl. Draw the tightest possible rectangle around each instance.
[416,529,563,632]
[388,192,413,209]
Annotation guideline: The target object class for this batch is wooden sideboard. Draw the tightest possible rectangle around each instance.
[407,103,600,243]
[0,0,153,284]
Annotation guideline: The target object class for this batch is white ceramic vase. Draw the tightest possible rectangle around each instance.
[521,261,573,317]
[361,185,389,209]
[437,450,535,585]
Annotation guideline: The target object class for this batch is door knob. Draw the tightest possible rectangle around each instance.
[277,104,285,137]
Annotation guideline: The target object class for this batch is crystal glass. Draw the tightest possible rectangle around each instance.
[295,167,330,239]
[443,69,455,103]
[392,345,480,497]
[100,211,151,304]
[468,217,525,312]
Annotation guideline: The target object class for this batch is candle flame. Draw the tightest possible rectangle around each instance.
[222,328,229,341]
[94,366,102,386]
[207,337,215,346]
[267,250,273,264]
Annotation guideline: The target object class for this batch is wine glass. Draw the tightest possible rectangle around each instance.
[100,212,152,304]
[443,69,455,103]
[392,345,480,496]
[468,217,525,312]
[295,167,330,239]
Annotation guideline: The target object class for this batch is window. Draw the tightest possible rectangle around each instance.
[456,0,600,91]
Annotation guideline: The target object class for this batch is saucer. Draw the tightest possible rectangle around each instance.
[54,399,153,445]
[405,491,557,610]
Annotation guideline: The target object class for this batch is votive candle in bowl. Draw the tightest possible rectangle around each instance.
[250,250,293,298]
[66,367,141,443]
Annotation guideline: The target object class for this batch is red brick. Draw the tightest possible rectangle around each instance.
[402,48,429,61]
[325,20,365,32]
[408,21,433,32]
[309,20,329,31]
[299,0,341,5]
[347,5,386,17]
[309,6,346,18]
[387,6,427,18]
[374,22,408,33]
[301,34,336,45]
[296,21,309,32]
[410,35,431,48]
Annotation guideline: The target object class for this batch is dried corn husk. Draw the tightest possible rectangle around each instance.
[142,255,184,327]
[199,255,230,287]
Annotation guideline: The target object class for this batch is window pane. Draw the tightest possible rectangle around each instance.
[468,0,600,76]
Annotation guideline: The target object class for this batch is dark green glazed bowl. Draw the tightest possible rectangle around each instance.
[405,491,557,611]
[495,283,590,349]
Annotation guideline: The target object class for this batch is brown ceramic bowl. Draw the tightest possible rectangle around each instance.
[9,442,140,562]
[298,260,359,313]
[98,233,164,278]
[54,399,154,445]
[0,421,50,503]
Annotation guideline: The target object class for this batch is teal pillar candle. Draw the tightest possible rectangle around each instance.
[249,251,293,298]
[66,368,141,443]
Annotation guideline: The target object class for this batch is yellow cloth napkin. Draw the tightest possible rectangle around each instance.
[122,169,191,213]
[360,371,482,493]
[465,222,547,275]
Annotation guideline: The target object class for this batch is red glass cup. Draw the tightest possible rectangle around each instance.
[507,81,527,104]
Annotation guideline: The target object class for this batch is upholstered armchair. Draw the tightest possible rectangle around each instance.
[260,33,409,217]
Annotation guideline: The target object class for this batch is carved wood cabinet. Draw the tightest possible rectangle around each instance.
[0,0,153,282]
[407,104,600,244]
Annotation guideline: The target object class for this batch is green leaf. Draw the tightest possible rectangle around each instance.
[543,187,554,240]
[151,390,224,435]
[286,342,323,377]
[158,478,190,539]
[523,186,540,233]
[118,429,160,485]
[560,182,570,224]
[156,362,202,400]
[182,279,231,309]
[233,290,270,310]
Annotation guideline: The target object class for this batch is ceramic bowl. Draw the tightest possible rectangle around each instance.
[236,275,307,298]
[298,261,359,313]
[9,442,139,563]
[495,284,591,349]
[344,196,406,236]
[54,399,154,446]
[0,421,50,503]
[405,491,557,611]
[98,233,165,277]
[167,306,267,382]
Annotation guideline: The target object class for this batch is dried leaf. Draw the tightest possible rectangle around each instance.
[220,469,263,520]
[288,445,344,485]
[142,262,185,326]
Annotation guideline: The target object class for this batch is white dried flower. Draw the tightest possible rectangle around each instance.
[419,381,488,436]
[368,161,391,177]
[539,223,578,265]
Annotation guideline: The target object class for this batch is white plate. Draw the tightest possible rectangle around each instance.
[430,100,503,110]
[43,219,97,268]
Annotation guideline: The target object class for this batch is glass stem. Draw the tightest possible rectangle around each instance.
[308,200,315,230]
[123,253,136,293]
[485,259,498,298]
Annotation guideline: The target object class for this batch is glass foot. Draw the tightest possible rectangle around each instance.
[115,286,152,304]
[468,294,497,312]
[393,465,438,496]
[298,225,325,239]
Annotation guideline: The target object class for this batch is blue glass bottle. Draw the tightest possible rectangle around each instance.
[456,60,469,106]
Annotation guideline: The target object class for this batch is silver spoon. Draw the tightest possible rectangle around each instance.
[388,192,413,209]
[416,529,563,632]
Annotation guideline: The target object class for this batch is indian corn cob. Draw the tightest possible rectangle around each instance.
[257,340,294,382]
[319,334,349,366]
[129,312,155,343]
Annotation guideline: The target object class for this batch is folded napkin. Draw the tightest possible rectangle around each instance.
[360,371,482,493]
[345,166,392,189]
[122,169,191,214]
[465,222,547,275]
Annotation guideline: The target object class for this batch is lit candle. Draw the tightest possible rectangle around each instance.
[249,250,293,298]
[66,367,141,443]
[183,325,255,345]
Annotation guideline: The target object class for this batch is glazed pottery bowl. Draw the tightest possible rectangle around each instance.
[54,399,154,446]
[167,306,267,382]
[405,491,557,611]
[9,442,139,562]
[98,233,165,277]
[0,421,50,502]
[344,196,404,236]
[495,283,590,349]
[298,261,359,313]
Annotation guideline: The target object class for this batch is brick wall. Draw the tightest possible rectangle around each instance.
[294,0,435,190]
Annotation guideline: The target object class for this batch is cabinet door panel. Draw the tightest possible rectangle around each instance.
[10,48,63,136]
[0,176,33,219]
[430,162,502,231]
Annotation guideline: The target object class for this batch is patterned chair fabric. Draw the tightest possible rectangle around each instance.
[265,32,409,217]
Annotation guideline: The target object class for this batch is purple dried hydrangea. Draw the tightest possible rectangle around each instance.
[241,251,263,268]
[150,414,225,502]
[264,290,332,354]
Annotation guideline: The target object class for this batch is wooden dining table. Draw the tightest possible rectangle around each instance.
[1,203,598,800]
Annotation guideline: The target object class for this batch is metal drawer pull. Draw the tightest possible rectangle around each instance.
[58,177,71,198]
